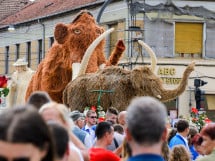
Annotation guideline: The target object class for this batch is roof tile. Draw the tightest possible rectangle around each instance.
[0,0,98,26]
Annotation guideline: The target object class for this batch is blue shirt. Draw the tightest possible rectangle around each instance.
[168,133,189,150]
[189,145,199,160]
[127,154,165,161]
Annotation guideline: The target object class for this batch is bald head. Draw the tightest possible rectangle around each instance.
[118,111,127,126]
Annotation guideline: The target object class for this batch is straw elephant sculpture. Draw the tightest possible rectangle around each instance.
[63,40,195,112]
[25,10,125,103]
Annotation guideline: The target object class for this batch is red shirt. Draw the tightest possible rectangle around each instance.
[89,147,120,161]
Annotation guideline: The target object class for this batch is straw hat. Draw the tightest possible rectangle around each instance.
[13,58,28,66]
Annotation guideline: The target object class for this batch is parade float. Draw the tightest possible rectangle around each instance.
[25,10,125,103]
[63,40,195,112]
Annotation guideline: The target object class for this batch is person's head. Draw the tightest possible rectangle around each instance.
[105,107,119,125]
[176,119,189,136]
[0,105,55,161]
[118,111,127,127]
[199,123,215,155]
[113,124,124,135]
[70,110,85,129]
[95,121,114,145]
[27,91,52,110]
[48,122,69,161]
[126,96,167,148]
[169,145,191,161]
[192,133,204,155]
[85,110,97,126]
[13,58,28,72]
[167,128,177,144]
[188,125,198,146]
[39,102,73,129]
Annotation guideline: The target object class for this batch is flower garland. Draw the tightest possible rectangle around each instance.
[0,75,10,105]
[190,107,211,131]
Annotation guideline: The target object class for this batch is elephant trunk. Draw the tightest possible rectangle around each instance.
[76,28,114,79]
[160,62,195,102]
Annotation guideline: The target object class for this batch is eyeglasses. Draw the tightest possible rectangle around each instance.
[89,116,97,119]
[0,156,29,161]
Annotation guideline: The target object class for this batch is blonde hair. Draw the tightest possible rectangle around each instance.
[39,102,74,128]
[121,139,132,161]
[161,141,170,161]
[169,145,191,161]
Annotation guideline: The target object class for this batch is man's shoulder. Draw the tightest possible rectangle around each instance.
[89,148,120,161]
[168,134,186,148]
[128,154,164,161]
[114,132,124,138]
[169,134,184,142]
[73,126,88,137]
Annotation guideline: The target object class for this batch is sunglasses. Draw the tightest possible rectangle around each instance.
[89,116,97,119]
[0,156,29,161]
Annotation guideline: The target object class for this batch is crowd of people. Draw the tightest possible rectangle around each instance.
[0,90,215,161]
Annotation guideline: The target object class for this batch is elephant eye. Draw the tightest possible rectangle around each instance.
[73,29,81,34]
[96,29,102,36]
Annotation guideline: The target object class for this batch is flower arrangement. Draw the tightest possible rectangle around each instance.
[0,75,10,105]
[190,107,211,131]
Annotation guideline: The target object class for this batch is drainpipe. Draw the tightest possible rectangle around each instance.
[5,46,9,74]
[38,19,45,60]
[96,0,112,23]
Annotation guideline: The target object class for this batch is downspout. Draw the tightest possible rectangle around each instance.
[5,46,9,74]
[96,0,112,23]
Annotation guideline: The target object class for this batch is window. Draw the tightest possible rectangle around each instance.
[15,44,20,60]
[26,42,31,67]
[175,22,203,58]
[38,39,42,63]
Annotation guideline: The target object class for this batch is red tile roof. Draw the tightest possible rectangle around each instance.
[0,0,31,22]
[0,0,99,26]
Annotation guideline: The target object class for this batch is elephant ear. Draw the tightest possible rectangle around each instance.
[130,67,162,99]
[54,23,69,44]
[130,67,145,89]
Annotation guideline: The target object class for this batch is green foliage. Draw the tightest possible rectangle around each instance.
[0,88,9,97]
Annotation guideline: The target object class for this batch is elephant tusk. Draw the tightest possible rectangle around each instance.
[72,63,81,80]
[76,28,115,78]
[138,40,157,72]
[156,95,162,99]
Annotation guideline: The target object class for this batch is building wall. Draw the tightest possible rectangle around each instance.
[0,1,128,74]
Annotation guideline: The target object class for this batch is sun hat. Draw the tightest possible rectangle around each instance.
[13,58,28,66]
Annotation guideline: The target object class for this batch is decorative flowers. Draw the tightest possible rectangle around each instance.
[190,107,211,131]
[0,75,10,105]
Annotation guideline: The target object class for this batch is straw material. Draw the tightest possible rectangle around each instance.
[63,62,195,112]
